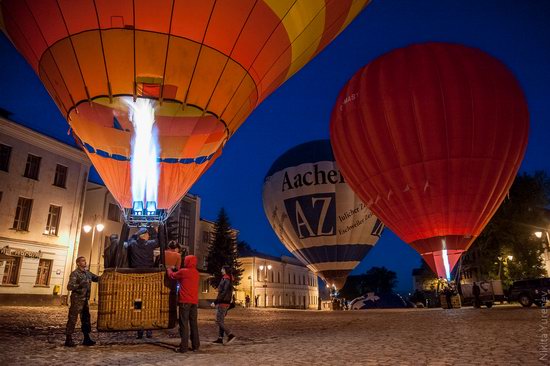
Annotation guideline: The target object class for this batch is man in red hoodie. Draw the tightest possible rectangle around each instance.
[167,255,200,353]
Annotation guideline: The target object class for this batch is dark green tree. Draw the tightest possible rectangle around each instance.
[465,171,550,286]
[361,266,398,294]
[205,208,244,288]
[339,266,398,299]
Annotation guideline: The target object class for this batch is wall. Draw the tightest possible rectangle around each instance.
[0,118,90,304]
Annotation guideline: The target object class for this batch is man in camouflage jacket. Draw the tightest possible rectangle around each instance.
[64,256,99,347]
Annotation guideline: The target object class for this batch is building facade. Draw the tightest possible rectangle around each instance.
[236,251,319,310]
[0,118,90,305]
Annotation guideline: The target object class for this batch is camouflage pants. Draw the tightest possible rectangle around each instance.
[65,296,91,336]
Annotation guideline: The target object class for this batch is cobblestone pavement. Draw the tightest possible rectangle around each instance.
[0,305,547,365]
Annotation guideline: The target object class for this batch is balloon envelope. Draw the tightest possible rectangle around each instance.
[330,43,529,279]
[263,140,384,289]
[1,0,368,210]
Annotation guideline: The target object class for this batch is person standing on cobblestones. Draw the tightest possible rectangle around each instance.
[212,265,236,345]
[65,256,99,347]
[167,255,200,353]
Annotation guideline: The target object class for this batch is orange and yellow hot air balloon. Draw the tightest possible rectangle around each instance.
[1,0,369,220]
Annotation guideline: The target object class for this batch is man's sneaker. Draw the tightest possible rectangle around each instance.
[226,334,236,344]
[212,338,224,344]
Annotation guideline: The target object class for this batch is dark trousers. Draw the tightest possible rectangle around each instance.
[66,297,91,336]
[215,305,230,338]
[179,303,200,350]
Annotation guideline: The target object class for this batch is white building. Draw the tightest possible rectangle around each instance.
[0,117,90,305]
[236,251,319,310]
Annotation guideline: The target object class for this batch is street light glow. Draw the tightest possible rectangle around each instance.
[83,225,92,233]
[507,255,514,261]
[96,223,105,232]
[267,264,272,270]
[535,231,543,239]
[259,265,264,271]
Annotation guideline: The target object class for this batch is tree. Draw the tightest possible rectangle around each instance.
[339,266,398,299]
[361,266,398,294]
[205,208,244,288]
[464,171,550,286]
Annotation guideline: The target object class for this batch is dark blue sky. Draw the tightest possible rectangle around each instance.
[1,0,549,292]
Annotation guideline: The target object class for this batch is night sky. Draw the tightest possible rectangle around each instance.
[1,0,549,293]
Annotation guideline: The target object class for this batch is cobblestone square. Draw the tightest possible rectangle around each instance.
[0,305,547,365]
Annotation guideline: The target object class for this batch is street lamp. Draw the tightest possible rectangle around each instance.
[497,255,513,279]
[259,263,272,307]
[82,216,104,272]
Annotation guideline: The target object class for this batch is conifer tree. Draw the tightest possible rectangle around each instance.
[206,208,244,288]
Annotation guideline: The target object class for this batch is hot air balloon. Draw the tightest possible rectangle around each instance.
[1,0,369,224]
[263,140,384,289]
[330,43,529,279]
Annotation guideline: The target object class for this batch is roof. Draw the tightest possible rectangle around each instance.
[238,247,306,267]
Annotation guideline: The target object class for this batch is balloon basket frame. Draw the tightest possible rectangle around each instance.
[123,208,168,227]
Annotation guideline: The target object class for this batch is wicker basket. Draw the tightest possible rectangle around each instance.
[440,293,462,309]
[97,268,177,331]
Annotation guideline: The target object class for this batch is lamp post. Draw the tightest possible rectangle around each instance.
[83,215,105,271]
[259,262,272,307]
[534,230,550,274]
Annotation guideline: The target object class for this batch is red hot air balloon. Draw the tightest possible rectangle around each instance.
[330,42,529,279]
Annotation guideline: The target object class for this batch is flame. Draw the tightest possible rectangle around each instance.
[125,98,160,207]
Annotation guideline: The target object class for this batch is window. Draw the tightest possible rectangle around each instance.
[44,205,61,235]
[178,204,190,247]
[0,144,11,172]
[13,197,33,231]
[202,231,210,244]
[2,256,21,285]
[277,272,280,283]
[107,203,120,222]
[271,271,274,282]
[257,268,261,280]
[288,273,290,284]
[35,259,53,286]
[201,278,209,293]
[303,275,305,285]
[0,191,2,203]
[24,154,41,180]
[53,164,68,187]
[293,274,296,284]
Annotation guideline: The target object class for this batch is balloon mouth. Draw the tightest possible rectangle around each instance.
[67,96,228,209]
[319,270,351,291]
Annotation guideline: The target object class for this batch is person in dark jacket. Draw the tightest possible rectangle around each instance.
[128,227,159,269]
[167,255,200,353]
[103,234,119,269]
[128,227,158,338]
[212,266,236,345]
[65,256,99,347]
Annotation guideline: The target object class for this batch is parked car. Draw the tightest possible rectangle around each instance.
[508,278,550,307]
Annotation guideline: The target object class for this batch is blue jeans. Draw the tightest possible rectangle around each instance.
[215,305,231,338]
